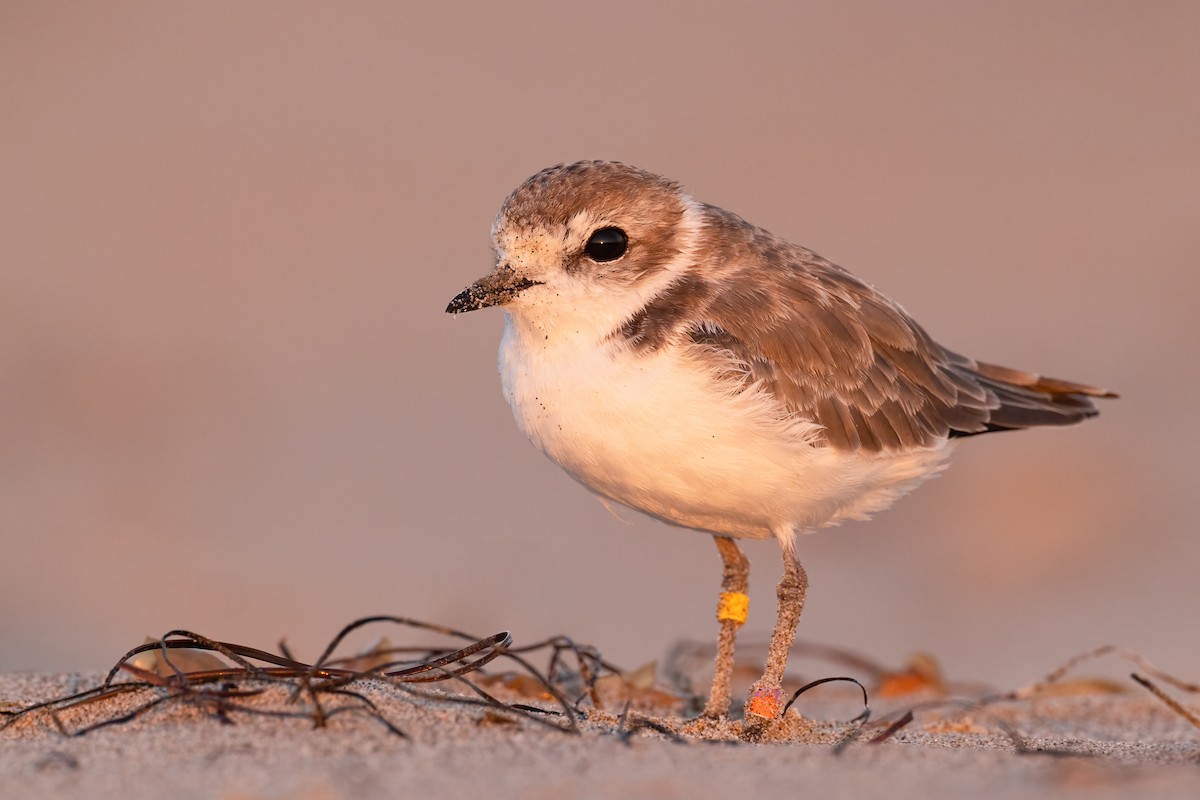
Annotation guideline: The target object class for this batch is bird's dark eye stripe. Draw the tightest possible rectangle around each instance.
[584,227,628,262]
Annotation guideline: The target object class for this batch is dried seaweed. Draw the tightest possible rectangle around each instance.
[831,644,1200,756]
[1009,645,1199,700]
[616,700,688,745]
[1,616,595,737]
[4,623,1196,755]
[1131,673,1200,731]
[781,676,870,722]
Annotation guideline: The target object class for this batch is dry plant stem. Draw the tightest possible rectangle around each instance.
[1012,645,1200,700]
[745,549,808,723]
[1132,673,1200,730]
[2,617,565,737]
[703,535,750,719]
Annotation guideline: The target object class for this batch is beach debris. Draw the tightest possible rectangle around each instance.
[1011,645,1199,700]
[1132,673,1200,731]
[593,661,686,715]
[0,616,573,737]
[127,636,229,676]
[3,624,1195,753]
[833,644,1200,755]
[876,653,946,698]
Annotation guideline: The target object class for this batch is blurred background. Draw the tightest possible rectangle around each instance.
[2,2,1197,690]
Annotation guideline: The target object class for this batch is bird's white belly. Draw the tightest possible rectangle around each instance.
[498,317,951,539]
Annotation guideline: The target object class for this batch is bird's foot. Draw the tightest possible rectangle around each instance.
[739,682,786,741]
[698,695,730,721]
[744,682,785,721]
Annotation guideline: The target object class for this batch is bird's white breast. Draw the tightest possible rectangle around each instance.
[498,311,951,540]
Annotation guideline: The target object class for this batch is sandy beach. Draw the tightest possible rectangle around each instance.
[4,647,1199,800]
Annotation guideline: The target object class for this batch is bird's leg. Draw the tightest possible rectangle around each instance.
[701,535,750,719]
[744,543,808,722]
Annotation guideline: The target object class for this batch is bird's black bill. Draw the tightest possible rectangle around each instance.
[445,271,542,314]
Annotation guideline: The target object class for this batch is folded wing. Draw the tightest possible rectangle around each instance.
[636,207,1117,454]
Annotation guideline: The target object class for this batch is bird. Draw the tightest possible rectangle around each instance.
[445,160,1115,725]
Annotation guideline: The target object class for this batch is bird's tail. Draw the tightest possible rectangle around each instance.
[950,360,1118,436]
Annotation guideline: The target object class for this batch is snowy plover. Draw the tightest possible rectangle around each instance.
[446,161,1114,723]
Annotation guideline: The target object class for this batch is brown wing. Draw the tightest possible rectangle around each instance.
[623,206,1116,453]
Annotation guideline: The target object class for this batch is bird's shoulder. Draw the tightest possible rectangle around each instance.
[615,206,993,452]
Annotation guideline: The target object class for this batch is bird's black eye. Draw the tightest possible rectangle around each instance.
[584,227,628,262]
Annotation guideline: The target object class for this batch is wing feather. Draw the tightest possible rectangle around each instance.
[624,204,1116,453]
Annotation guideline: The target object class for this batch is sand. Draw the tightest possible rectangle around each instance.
[3,669,1199,800]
